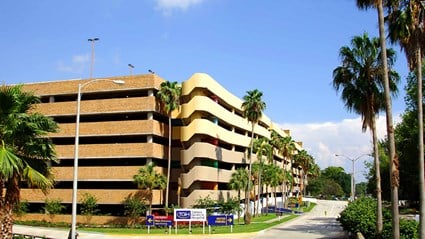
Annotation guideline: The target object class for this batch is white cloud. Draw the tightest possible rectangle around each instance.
[279,114,401,182]
[155,0,205,15]
[57,54,90,74]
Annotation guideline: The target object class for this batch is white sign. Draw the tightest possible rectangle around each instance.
[174,208,206,222]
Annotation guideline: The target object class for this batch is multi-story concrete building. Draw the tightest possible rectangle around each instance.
[21,73,303,216]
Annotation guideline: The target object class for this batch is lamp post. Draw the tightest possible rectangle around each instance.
[88,38,99,79]
[335,154,368,201]
[128,64,134,75]
[70,78,125,239]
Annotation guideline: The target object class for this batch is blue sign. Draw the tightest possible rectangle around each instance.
[146,215,154,226]
[207,215,234,226]
[175,210,191,220]
[146,215,173,227]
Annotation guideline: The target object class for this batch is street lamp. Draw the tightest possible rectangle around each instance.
[128,64,134,75]
[335,154,368,201]
[88,38,99,79]
[70,78,125,239]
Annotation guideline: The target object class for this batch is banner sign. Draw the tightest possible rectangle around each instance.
[174,208,207,222]
[207,215,234,226]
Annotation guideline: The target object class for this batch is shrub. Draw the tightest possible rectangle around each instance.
[123,195,146,227]
[338,197,419,239]
[338,197,377,238]
[43,198,65,215]
[13,200,29,216]
[80,193,100,216]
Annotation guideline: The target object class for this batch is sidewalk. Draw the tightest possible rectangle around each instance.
[13,225,257,239]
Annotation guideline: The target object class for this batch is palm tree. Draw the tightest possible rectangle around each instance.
[253,137,273,217]
[228,168,249,224]
[269,131,296,206]
[263,164,281,215]
[292,150,313,197]
[333,32,400,236]
[0,84,58,238]
[356,1,401,238]
[133,162,167,215]
[156,81,181,210]
[241,89,266,224]
[386,1,425,236]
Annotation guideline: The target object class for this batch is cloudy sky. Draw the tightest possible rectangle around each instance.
[0,0,410,182]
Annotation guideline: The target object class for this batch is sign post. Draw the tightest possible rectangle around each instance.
[207,214,234,233]
[174,208,207,234]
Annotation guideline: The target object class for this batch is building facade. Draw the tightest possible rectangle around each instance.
[20,73,303,216]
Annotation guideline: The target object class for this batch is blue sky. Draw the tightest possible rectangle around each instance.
[0,0,411,182]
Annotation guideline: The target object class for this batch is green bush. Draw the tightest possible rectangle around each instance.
[13,200,29,216]
[338,197,418,239]
[338,197,377,238]
[80,193,100,216]
[123,195,146,226]
[43,198,65,215]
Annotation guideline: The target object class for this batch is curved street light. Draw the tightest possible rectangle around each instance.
[335,153,369,201]
[70,78,125,239]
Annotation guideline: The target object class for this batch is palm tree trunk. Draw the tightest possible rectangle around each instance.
[2,176,20,239]
[372,114,383,234]
[238,190,241,224]
[257,162,262,217]
[274,186,277,212]
[245,124,255,223]
[377,2,399,238]
[416,48,425,239]
[165,116,172,211]
[265,187,269,216]
[253,181,257,217]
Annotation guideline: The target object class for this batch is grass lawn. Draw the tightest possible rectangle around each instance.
[81,213,299,235]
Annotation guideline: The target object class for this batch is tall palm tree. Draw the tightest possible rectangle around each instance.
[0,84,58,238]
[292,150,313,197]
[333,33,400,236]
[253,137,273,217]
[269,131,296,205]
[133,162,167,215]
[386,1,425,236]
[241,89,266,224]
[156,81,181,210]
[229,168,249,224]
[356,1,401,238]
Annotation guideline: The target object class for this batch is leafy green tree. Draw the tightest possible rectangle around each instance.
[356,1,402,237]
[323,179,345,198]
[133,162,167,215]
[366,140,391,201]
[80,193,99,216]
[333,32,400,234]
[356,182,368,197]
[241,89,266,224]
[0,84,58,238]
[156,81,181,210]
[321,166,351,196]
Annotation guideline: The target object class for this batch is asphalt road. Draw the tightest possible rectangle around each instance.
[13,200,348,239]
[253,199,348,239]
